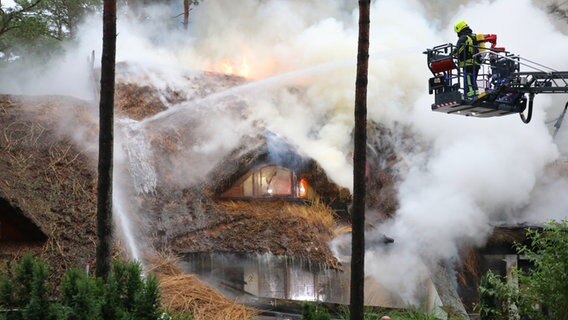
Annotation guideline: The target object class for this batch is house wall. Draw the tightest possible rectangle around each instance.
[180,253,439,310]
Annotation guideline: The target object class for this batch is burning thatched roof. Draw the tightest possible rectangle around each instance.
[113,62,247,121]
[200,130,350,204]
[170,200,341,268]
[0,69,352,279]
[0,94,98,279]
[0,64,406,284]
[137,130,348,269]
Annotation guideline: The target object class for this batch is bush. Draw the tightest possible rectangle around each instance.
[132,274,162,320]
[0,255,164,320]
[478,270,520,319]
[516,219,568,319]
[478,219,568,320]
[60,268,103,320]
[302,302,331,320]
[338,306,440,320]
[22,259,50,320]
[0,254,53,320]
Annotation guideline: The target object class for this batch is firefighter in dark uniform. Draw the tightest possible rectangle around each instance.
[454,19,480,99]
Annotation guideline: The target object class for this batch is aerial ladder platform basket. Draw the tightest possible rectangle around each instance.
[424,34,568,125]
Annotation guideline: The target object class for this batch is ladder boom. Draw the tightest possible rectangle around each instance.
[510,71,568,94]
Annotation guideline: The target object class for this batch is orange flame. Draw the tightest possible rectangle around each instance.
[212,55,253,78]
[239,57,250,78]
[299,178,308,198]
[220,59,234,75]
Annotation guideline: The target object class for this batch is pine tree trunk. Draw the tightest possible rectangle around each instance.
[350,0,370,319]
[95,0,117,280]
[183,0,190,30]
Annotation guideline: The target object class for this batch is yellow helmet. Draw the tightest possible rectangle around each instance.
[454,19,469,33]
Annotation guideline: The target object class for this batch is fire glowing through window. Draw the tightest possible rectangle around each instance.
[221,165,308,199]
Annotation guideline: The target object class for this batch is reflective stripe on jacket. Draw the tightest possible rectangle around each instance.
[456,34,479,67]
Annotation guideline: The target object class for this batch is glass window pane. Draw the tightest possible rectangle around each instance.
[271,169,292,195]
[243,174,253,196]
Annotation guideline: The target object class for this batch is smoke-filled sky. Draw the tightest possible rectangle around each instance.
[2,0,568,305]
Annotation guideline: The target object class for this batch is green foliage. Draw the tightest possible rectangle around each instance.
[0,271,15,309]
[60,268,104,320]
[0,254,58,320]
[132,274,162,320]
[302,302,331,320]
[101,260,148,319]
[516,219,568,319]
[0,255,164,320]
[0,0,101,62]
[478,270,521,320]
[338,306,439,320]
[35,0,102,39]
[478,220,568,320]
[387,310,439,320]
[14,254,36,308]
[22,259,50,320]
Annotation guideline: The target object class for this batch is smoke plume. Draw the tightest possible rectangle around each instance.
[2,0,568,306]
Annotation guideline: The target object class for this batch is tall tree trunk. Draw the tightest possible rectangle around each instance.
[95,0,117,280]
[183,0,189,30]
[350,1,370,319]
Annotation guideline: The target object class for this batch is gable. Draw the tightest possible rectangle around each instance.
[220,164,309,199]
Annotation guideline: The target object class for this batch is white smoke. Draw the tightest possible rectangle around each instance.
[2,0,568,307]
[174,0,568,305]
[365,0,568,305]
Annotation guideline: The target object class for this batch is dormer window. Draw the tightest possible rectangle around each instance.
[221,165,308,199]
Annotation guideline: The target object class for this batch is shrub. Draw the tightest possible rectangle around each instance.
[478,270,520,319]
[22,259,50,320]
[478,219,568,320]
[516,219,568,319]
[0,255,164,320]
[302,302,331,320]
[60,268,103,320]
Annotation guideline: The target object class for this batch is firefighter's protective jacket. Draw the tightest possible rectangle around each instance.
[455,33,480,67]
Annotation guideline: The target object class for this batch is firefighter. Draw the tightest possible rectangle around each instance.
[453,19,481,99]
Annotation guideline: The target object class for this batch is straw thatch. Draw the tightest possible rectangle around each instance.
[0,66,403,308]
[147,253,257,320]
[0,94,98,282]
[167,199,342,269]
[0,71,348,280]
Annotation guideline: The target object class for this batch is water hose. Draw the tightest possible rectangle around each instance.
[553,100,568,138]
[520,93,534,124]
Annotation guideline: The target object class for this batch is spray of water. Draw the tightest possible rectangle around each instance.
[143,45,426,125]
[113,186,142,262]
[2,0,568,305]
[119,119,157,194]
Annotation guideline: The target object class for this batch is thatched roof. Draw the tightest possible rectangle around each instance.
[204,131,310,196]
[170,200,341,269]
[0,63,406,284]
[148,253,257,320]
[199,130,351,204]
[0,94,98,279]
[135,130,346,268]
[0,69,349,277]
